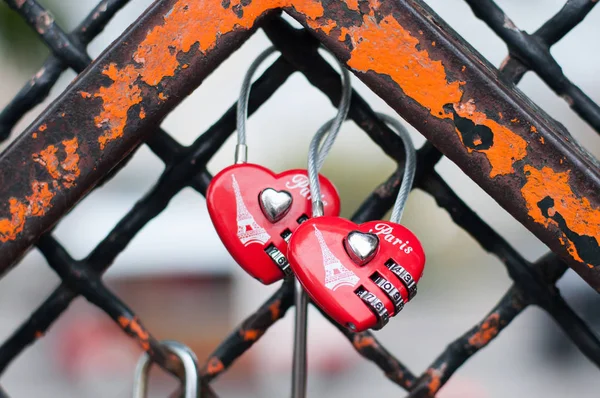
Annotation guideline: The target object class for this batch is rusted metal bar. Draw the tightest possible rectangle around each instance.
[464,0,600,133]
[419,172,600,366]
[0,0,132,141]
[199,279,295,382]
[35,234,185,378]
[0,0,271,272]
[0,56,294,375]
[283,0,600,290]
[0,0,597,290]
[407,286,527,397]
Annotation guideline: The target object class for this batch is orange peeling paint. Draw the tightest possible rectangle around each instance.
[93,64,142,150]
[33,145,60,179]
[0,180,56,242]
[426,367,444,394]
[521,166,600,268]
[341,14,463,118]
[32,133,37,139]
[0,199,27,243]
[468,313,500,348]
[118,316,150,351]
[454,101,527,177]
[345,0,359,10]
[80,91,92,99]
[530,126,537,133]
[139,108,146,119]
[86,0,328,150]
[26,182,53,217]
[269,299,281,320]
[353,334,375,350]
[511,118,519,123]
[241,329,262,341]
[338,8,527,178]
[206,357,224,375]
[32,138,80,188]
[117,316,130,328]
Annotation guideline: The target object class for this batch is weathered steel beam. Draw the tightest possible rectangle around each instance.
[0,0,598,290]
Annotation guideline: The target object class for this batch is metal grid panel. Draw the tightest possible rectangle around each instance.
[0,0,598,396]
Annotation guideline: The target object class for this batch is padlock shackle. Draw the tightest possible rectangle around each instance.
[235,46,351,167]
[307,113,416,224]
[132,340,200,398]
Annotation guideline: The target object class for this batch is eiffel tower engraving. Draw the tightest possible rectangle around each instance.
[313,225,360,291]
[232,174,271,246]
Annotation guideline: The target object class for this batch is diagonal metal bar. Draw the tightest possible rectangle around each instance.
[0,56,294,374]
[199,279,295,382]
[501,0,599,83]
[0,0,132,141]
[1,0,598,291]
[35,234,185,378]
[464,0,600,133]
[419,172,600,366]
[407,285,527,397]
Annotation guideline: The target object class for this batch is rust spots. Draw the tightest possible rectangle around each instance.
[341,14,463,118]
[451,101,527,177]
[522,166,600,268]
[206,357,224,375]
[118,316,151,351]
[0,136,77,241]
[33,145,60,179]
[352,334,376,350]
[158,92,168,101]
[461,65,466,72]
[337,6,527,178]
[269,299,281,320]
[139,108,146,119]
[93,64,142,150]
[468,313,500,348]
[60,138,81,188]
[86,0,328,151]
[240,328,263,341]
[511,118,519,123]
[0,181,55,242]
[530,126,537,133]
[26,182,54,217]
[34,331,44,339]
[426,366,446,395]
[0,199,27,242]
[80,91,92,99]
[32,133,38,139]
[32,138,81,188]
[38,124,47,132]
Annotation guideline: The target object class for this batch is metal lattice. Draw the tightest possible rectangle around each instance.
[0,0,599,397]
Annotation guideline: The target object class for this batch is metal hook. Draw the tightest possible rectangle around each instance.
[132,340,200,398]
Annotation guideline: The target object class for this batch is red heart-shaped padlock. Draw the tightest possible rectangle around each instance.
[207,164,340,284]
[288,216,425,332]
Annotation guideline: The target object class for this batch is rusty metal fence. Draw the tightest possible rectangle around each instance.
[0,0,599,396]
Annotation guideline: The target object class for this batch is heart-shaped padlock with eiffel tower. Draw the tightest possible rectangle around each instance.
[288,113,426,332]
[207,47,351,285]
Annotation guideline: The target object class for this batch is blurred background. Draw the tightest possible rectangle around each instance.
[0,0,599,397]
